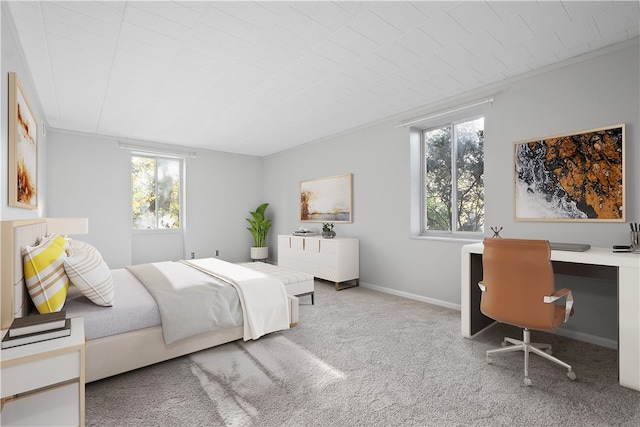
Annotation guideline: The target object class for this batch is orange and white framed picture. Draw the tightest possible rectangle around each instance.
[8,72,38,209]
[513,124,625,222]
[300,173,352,223]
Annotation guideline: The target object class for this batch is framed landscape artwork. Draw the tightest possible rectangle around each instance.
[8,72,38,210]
[513,124,625,222]
[300,174,352,223]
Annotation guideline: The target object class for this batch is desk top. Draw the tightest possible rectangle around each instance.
[462,242,640,269]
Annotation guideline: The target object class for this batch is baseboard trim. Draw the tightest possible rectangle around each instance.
[360,282,461,311]
[551,328,617,350]
[359,282,617,349]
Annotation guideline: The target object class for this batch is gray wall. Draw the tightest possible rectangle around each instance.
[3,0,637,347]
[46,130,264,268]
[263,42,639,347]
[0,4,49,221]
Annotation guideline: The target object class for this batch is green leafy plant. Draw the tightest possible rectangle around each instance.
[246,203,272,247]
[322,222,334,232]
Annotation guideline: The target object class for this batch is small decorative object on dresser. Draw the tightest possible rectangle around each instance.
[322,222,336,238]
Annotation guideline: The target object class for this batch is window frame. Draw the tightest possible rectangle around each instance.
[410,111,485,240]
[130,152,185,231]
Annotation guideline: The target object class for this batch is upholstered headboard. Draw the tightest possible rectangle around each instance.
[0,219,47,329]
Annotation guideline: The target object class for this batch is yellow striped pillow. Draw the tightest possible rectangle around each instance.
[23,235,70,314]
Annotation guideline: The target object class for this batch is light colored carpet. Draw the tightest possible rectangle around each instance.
[86,282,640,426]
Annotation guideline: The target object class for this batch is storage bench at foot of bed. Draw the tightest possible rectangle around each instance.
[238,262,315,304]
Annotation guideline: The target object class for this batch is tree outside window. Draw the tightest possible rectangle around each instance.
[132,155,181,229]
[424,117,484,233]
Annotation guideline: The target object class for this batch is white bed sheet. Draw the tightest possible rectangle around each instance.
[64,268,161,340]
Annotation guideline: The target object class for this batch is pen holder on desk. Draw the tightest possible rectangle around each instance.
[631,231,639,250]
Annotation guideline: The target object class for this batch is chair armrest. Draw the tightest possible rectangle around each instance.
[543,288,574,322]
[478,281,486,292]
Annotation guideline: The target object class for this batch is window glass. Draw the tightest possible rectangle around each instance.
[132,155,181,229]
[424,117,484,234]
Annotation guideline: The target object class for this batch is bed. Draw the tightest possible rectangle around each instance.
[0,219,299,383]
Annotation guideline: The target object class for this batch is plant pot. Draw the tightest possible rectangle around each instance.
[322,231,336,239]
[250,246,268,260]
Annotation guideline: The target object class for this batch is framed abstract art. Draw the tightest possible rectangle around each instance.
[8,72,38,210]
[513,124,624,222]
[300,174,352,223]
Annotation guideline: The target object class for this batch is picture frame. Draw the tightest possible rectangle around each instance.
[300,174,352,223]
[513,124,624,222]
[8,72,38,210]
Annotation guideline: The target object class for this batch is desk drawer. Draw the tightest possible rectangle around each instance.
[1,351,80,397]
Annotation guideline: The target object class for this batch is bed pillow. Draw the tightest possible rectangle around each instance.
[64,245,114,307]
[44,233,70,251]
[68,239,95,253]
[23,236,70,314]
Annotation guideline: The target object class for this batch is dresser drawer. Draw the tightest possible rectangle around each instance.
[278,235,359,285]
[318,239,337,255]
[1,350,80,397]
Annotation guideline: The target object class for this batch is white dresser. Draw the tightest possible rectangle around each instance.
[278,235,359,290]
[1,317,85,426]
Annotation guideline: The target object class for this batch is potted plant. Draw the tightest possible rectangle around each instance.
[246,203,272,260]
[322,222,336,239]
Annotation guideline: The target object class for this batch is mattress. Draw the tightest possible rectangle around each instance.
[64,268,161,340]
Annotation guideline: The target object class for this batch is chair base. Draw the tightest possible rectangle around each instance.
[487,328,576,386]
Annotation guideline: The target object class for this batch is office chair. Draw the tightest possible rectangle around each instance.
[478,238,576,386]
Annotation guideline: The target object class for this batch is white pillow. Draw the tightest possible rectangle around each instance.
[63,245,114,307]
[68,239,95,253]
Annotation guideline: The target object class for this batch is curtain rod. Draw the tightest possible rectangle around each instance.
[119,142,196,159]
[395,98,494,128]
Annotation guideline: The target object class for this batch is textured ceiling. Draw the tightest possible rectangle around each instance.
[6,1,640,156]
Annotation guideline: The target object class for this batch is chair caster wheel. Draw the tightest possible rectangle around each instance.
[524,377,532,386]
[567,371,576,381]
[486,356,492,364]
[501,341,507,347]
[545,349,552,355]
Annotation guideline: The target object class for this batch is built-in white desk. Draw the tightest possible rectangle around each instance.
[461,242,640,391]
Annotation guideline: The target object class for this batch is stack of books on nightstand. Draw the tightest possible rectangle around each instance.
[1,310,71,349]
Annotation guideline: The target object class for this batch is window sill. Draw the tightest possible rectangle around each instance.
[410,234,483,244]
[132,228,182,235]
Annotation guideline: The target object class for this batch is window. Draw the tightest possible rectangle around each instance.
[131,155,182,229]
[422,116,484,234]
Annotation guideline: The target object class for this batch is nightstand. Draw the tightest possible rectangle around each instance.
[1,317,85,426]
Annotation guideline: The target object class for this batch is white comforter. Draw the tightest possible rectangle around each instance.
[183,258,290,341]
[127,259,289,344]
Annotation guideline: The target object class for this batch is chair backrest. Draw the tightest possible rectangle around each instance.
[480,238,556,330]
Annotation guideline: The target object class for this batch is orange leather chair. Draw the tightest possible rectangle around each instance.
[479,238,576,386]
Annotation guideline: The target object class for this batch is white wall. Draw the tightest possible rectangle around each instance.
[0,4,48,220]
[484,44,639,243]
[264,42,639,321]
[46,131,264,268]
[46,131,131,268]
[4,0,637,346]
